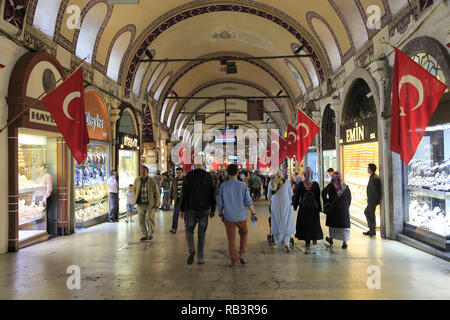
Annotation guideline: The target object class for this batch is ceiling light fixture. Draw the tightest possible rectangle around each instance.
[294,45,305,56]
[226,61,237,74]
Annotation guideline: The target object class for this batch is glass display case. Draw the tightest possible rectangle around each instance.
[342,141,380,226]
[323,149,337,184]
[406,124,450,243]
[118,149,139,214]
[75,143,109,227]
[18,134,49,242]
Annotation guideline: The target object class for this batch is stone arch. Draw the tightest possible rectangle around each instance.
[104,25,136,79]
[122,4,328,97]
[340,68,381,124]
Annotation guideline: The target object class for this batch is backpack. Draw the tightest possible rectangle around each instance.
[301,189,318,209]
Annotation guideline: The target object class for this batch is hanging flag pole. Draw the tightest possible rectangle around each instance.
[0,56,89,134]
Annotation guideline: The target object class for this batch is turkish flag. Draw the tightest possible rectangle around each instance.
[297,109,320,163]
[270,130,286,167]
[42,68,89,164]
[285,124,298,159]
[390,48,448,166]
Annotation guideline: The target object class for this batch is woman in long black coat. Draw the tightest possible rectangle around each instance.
[293,167,323,249]
[322,172,352,249]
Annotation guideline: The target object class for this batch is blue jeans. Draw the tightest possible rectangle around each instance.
[172,201,181,230]
[126,204,134,215]
[108,193,119,221]
[185,210,209,261]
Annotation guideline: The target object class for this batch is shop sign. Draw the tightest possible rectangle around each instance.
[85,90,111,141]
[120,134,139,150]
[340,117,377,145]
[29,108,57,127]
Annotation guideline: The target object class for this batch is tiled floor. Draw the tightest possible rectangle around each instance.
[0,201,449,300]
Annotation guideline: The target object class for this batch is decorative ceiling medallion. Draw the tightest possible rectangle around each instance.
[212,31,237,40]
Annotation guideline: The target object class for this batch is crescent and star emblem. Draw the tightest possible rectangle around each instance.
[398,75,424,117]
[271,140,280,152]
[298,123,310,138]
[63,91,81,120]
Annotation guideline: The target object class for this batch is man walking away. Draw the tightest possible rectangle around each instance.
[169,167,185,234]
[364,164,382,237]
[250,173,261,202]
[107,170,119,223]
[180,161,216,265]
[218,164,257,268]
[133,166,160,241]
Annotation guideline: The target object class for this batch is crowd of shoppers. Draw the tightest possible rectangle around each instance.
[108,160,382,266]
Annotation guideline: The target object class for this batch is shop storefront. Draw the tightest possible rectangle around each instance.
[7,52,70,251]
[322,104,337,185]
[74,89,111,228]
[398,38,450,251]
[340,117,379,226]
[304,147,319,181]
[116,106,140,216]
[340,78,379,227]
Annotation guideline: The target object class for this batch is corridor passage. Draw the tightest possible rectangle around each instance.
[0,201,449,300]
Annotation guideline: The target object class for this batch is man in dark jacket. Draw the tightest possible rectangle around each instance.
[180,162,216,265]
[364,163,382,237]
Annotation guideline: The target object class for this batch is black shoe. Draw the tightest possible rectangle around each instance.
[187,250,196,265]
[239,255,246,264]
[342,243,348,249]
[140,236,148,241]
[326,237,333,245]
[148,235,153,241]
[363,231,371,236]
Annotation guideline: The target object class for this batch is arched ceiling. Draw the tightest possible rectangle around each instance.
[28,0,406,139]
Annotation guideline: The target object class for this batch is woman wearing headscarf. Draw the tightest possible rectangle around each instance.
[322,172,352,249]
[268,170,296,252]
[293,167,323,249]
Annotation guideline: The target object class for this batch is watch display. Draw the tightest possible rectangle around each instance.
[75,143,109,224]
[406,126,450,237]
[342,141,380,225]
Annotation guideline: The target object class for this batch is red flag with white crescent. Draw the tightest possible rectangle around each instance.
[285,124,298,159]
[297,109,320,163]
[42,68,90,164]
[390,48,447,166]
[270,130,286,168]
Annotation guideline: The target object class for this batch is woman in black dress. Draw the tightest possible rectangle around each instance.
[322,172,352,249]
[293,167,323,249]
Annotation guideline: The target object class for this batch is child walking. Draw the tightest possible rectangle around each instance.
[125,184,135,223]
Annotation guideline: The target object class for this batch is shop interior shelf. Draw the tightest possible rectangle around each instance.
[75,197,107,207]
[19,212,45,226]
[19,186,46,194]
[344,180,368,188]
[407,186,450,200]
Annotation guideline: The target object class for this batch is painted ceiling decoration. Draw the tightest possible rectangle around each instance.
[16,0,420,134]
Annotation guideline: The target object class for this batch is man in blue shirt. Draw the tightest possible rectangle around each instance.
[218,164,257,268]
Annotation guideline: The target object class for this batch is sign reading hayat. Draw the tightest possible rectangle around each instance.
[29,108,57,127]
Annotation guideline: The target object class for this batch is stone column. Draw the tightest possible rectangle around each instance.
[110,107,121,171]
[330,103,342,173]
[312,110,323,189]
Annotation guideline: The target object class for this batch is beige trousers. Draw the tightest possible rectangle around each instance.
[137,205,156,237]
